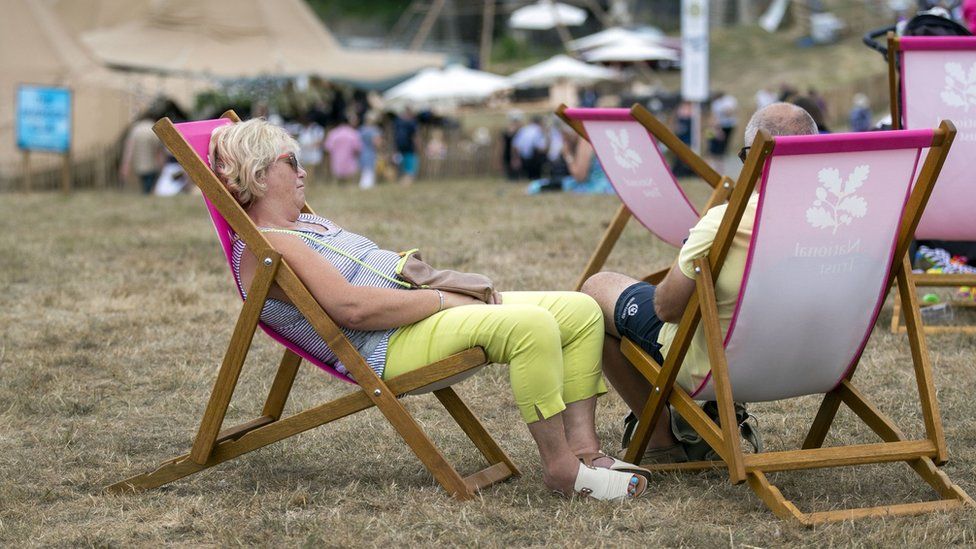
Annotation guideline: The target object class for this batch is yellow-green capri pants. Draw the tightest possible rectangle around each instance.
[384,291,607,423]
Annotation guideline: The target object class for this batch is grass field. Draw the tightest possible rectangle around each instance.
[2,179,976,546]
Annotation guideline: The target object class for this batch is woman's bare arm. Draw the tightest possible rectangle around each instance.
[239,233,480,331]
[568,139,594,182]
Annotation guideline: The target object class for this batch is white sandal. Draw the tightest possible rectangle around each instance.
[572,463,647,501]
[577,451,652,482]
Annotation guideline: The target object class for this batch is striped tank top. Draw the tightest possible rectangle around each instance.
[231,213,404,379]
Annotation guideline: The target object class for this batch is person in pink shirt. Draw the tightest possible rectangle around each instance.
[324,115,362,183]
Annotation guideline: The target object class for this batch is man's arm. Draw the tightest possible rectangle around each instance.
[654,204,725,322]
[653,265,696,323]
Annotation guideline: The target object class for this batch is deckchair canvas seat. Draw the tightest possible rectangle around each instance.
[107,112,518,498]
[888,34,976,333]
[557,105,733,290]
[620,124,972,524]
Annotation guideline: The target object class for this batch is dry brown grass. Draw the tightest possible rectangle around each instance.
[2,179,976,546]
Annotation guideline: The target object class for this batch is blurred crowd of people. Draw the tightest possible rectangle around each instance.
[120,90,443,195]
[501,110,613,195]
[272,105,423,189]
[122,78,886,197]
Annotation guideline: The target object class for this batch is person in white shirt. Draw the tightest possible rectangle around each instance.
[296,115,325,184]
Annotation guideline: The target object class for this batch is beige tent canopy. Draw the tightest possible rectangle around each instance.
[74,0,446,82]
[1,0,212,183]
[0,0,132,180]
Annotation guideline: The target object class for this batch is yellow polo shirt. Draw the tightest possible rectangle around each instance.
[656,193,759,393]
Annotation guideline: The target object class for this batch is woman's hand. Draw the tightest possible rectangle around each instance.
[441,290,483,310]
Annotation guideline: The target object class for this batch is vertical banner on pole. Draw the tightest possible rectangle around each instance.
[681,0,709,154]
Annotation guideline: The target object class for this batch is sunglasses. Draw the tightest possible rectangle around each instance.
[737,146,751,163]
[275,152,303,173]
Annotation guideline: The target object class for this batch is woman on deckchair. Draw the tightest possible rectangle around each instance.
[209,118,648,500]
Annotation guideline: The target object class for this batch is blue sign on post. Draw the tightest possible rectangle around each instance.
[16,85,72,153]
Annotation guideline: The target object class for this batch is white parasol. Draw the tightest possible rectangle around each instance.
[382,64,510,106]
[507,54,619,88]
[509,1,587,30]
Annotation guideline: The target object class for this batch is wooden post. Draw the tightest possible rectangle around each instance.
[411,0,446,50]
[21,151,31,192]
[61,152,71,194]
[691,102,703,155]
[480,0,495,71]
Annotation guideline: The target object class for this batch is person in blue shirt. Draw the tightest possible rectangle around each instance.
[393,108,420,185]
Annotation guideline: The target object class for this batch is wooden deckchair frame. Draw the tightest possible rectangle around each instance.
[887,33,976,334]
[620,122,972,525]
[107,111,519,498]
[557,103,735,290]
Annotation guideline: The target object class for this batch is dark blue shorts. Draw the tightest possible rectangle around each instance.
[613,282,666,364]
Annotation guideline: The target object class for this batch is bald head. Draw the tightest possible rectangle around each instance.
[743,102,818,146]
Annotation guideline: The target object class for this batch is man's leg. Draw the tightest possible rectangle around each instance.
[581,272,677,450]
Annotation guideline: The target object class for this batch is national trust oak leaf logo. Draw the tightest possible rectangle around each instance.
[604,128,642,171]
[805,165,869,234]
[941,62,976,112]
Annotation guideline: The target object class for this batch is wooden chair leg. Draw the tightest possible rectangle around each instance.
[434,387,520,477]
[747,472,810,525]
[573,204,631,291]
[890,281,904,333]
[840,380,971,503]
[621,338,727,462]
[367,384,474,498]
[746,460,970,527]
[801,390,843,449]
[695,259,745,483]
[108,389,379,493]
[190,253,281,464]
[898,256,948,463]
[262,349,302,420]
[109,352,514,497]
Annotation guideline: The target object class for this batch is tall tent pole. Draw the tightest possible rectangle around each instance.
[480,0,496,70]
[410,0,447,50]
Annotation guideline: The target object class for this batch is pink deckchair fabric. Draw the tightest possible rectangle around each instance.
[693,131,926,402]
[899,36,976,240]
[173,119,355,384]
[562,108,700,247]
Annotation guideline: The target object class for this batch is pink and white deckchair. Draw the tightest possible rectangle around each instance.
[109,112,519,499]
[620,123,972,524]
[174,117,356,384]
[889,35,976,333]
[558,104,733,290]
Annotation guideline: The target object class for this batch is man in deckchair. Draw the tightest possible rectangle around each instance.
[208,119,651,500]
[581,103,819,459]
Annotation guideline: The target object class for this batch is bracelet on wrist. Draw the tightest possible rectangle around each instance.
[435,289,445,312]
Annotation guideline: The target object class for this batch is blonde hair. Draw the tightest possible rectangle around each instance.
[209,118,298,207]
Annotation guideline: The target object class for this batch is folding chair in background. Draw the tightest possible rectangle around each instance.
[557,104,734,290]
[107,112,519,498]
[888,34,976,333]
[620,123,972,524]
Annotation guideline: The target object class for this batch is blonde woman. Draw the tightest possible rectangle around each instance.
[209,118,650,500]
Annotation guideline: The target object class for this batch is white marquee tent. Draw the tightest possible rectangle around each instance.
[567,26,668,52]
[584,39,680,63]
[507,55,619,88]
[383,65,510,108]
